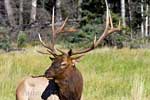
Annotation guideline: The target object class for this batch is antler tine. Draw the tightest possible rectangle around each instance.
[56,17,69,34]
[70,0,121,55]
[51,7,56,51]
[47,49,57,56]
[94,35,97,45]
[56,48,67,55]
[38,34,57,56]
[93,0,111,47]
[109,11,113,28]
[38,34,53,51]
[37,50,51,55]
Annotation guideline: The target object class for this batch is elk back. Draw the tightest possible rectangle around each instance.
[16,77,59,100]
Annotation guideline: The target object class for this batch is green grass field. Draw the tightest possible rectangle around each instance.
[0,47,150,100]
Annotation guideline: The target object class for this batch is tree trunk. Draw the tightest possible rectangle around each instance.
[78,0,82,20]
[121,0,126,27]
[19,0,23,26]
[141,0,144,38]
[30,0,37,23]
[145,4,149,37]
[128,0,133,39]
[56,0,62,22]
[4,0,16,26]
[42,0,45,9]
[148,16,150,35]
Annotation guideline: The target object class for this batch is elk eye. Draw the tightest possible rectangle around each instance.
[60,62,67,69]
[61,62,67,66]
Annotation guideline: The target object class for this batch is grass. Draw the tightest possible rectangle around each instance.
[1,47,150,100]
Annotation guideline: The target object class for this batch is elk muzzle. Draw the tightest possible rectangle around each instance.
[44,68,55,79]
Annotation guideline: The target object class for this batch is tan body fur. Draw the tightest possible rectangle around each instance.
[16,77,59,100]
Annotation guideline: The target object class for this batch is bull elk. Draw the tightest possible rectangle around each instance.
[16,1,121,100]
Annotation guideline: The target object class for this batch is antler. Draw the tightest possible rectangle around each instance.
[38,7,69,56]
[70,0,121,55]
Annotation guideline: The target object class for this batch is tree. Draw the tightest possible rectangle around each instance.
[56,0,62,22]
[30,0,37,23]
[19,0,23,26]
[128,0,133,39]
[145,3,149,37]
[4,0,16,26]
[121,0,126,27]
[141,0,144,38]
[78,0,83,20]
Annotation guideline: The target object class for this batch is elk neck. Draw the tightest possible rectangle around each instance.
[55,65,83,100]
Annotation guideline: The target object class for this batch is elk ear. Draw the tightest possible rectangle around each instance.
[49,57,54,61]
[68,49,72,56]
[71,55,84,64]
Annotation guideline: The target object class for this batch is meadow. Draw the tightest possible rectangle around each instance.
[0,47,150,100]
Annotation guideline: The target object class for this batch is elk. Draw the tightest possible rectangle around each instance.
[16,1,121,100]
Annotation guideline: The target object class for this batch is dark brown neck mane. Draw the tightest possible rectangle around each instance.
[56,65,83,100]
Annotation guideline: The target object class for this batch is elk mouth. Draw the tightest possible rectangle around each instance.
[44,69,55,79]
[44,74,55,80]
[31,74,54,80]
[47,77,54,80]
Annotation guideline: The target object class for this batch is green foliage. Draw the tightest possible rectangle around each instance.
[17,31,27,48]
[129,36,150,49]
[0,27,8,33]
[0,35,10,51]
[59,24,102,48]
[106,33,126,48]
[59,22,126,49]
[0,27,11,51]
[81,0,105,25]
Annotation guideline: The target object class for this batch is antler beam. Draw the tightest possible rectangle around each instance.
[70,0,121,55]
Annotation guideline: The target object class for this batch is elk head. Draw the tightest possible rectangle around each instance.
[36,0,121,99]
[44,51,83,79]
